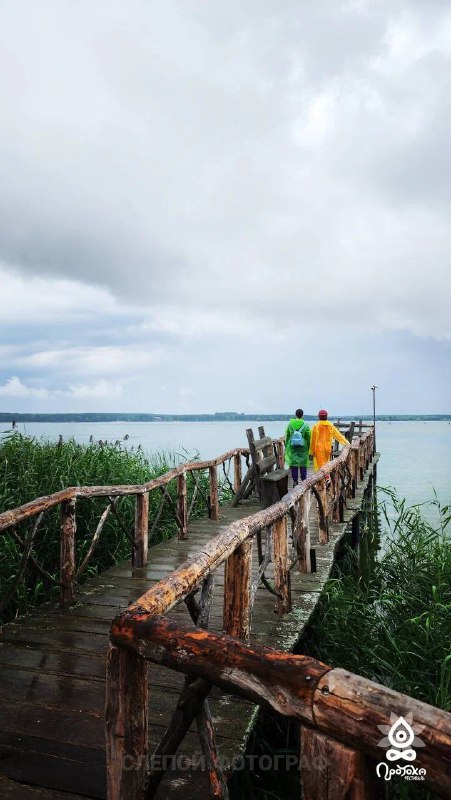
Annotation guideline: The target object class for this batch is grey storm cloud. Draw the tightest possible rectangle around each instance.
[1,0,451,334]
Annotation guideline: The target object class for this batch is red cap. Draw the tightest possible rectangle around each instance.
[318,409,328,419]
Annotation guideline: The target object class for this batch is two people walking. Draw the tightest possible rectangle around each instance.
[285,409,349,485]
[284,409,310,485]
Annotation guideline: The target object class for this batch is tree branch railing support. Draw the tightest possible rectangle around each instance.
[60,498,76,606]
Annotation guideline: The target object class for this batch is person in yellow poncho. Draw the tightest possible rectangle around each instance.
[309,409,349,472]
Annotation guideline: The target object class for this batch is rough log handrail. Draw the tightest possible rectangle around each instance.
[0,445,269,531]
[105,428,451,800]
[109,615,451,799]
[0,436,286,612]
[0,487,76,532]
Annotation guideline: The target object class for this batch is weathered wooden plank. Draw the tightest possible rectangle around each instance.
[252,436,273,453]
[4,615,112,636]
[0,627,110,655]
[0,668,106,711]
[0,775,90,800]
[0,738,106,799]
[0,642,107,678]
[255,453,277,474]
[0,699,105,749]
[0,660,186,708]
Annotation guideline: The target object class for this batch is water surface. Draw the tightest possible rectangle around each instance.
[4,419,450,514]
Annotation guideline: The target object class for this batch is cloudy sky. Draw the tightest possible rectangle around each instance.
[1,0,450,415]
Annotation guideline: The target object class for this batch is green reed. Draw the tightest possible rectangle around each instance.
[232,494,451,800]
[302,492,451,800]
[0,429,226,623]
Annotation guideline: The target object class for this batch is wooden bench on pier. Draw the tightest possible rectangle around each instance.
[332,419,356,457]
[232,426,288,508]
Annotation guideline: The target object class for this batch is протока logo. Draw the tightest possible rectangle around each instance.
[376,713,426,782]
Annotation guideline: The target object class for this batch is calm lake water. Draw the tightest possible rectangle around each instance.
[4,419,451,515]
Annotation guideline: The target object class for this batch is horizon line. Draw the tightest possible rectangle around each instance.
[1,412,451,420]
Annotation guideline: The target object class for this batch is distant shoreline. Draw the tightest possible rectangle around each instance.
[1,413,450,423]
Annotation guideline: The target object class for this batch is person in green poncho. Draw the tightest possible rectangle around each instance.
[285,409,311,485]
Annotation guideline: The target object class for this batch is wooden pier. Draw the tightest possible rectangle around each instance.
[0,427,450,799]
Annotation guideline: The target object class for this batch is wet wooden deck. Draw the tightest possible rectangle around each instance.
[0,459,378,800]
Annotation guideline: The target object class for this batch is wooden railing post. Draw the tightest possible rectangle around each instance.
[60,497,76,605]
[300,727,377,800]
[294,493,311,573]
[272,517,291,614]
[351,448,358,497]
[223,538,252,640]
[124,617,451,798]
[317,479,329,544]
[276,439,285,469]
[133,492,149,567]
[331,471,340,523]
[209,465,219,521]
[177,472,188,539]
[233,453,242,494]
[106,644,148,800]
[338,464,345,523]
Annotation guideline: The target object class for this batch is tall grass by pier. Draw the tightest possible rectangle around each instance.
[236,496,451,800]
[301,495,451,799]
[305,495,451,712]
[0,430,214,623]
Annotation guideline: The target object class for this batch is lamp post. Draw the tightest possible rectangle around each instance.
[371,385,377,454]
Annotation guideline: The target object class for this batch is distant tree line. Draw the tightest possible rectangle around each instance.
[1,412,450,423]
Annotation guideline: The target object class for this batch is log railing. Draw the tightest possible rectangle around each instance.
[0,443,273,616]
[108,614,451,800]
[104,430,397,800]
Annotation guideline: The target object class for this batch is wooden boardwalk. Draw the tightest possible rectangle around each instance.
[0,456,377,800]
